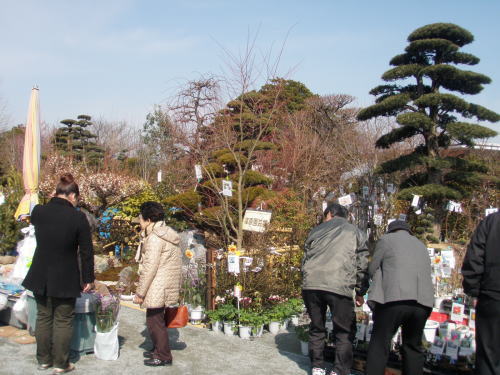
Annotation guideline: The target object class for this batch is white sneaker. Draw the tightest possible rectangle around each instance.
[328,372,338,375]
[312,368,326,375]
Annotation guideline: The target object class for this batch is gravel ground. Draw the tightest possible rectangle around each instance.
[0,304,311,375]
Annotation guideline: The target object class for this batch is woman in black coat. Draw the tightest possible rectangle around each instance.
[22,173,94,374]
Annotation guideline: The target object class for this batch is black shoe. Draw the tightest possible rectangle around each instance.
[143,351,154,358]
[144,358,172,367]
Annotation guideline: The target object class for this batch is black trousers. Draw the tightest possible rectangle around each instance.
[34,294,76,369]
[365,301,431,375]
[146,307,172,362]
[303,289,355,375]
[475,295,500,375]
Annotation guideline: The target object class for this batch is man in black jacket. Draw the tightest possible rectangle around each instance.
[302,203,369,375]
[22,174,94,373]
[462,211,500,375]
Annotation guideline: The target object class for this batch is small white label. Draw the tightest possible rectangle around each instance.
[222,180,233,197]
[338,194,353,206]
[411,194,420,207]
[195,164,203,180]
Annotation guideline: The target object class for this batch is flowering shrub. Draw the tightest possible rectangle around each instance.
[40,154,147,214]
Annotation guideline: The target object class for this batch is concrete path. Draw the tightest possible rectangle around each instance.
[0,305,310,375]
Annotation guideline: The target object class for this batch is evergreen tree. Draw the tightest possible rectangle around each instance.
[358,23,499,210]
[54,114,104,165]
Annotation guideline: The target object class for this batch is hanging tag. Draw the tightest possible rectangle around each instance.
[374,214,383,226]
[222,180,233,197]
[322,201,327,212]
[398,213,407,221]
[194,164,203,181]
[411,194,420,207]
[157,170,162,182]
[387,183,395,194]
[446,201,463,213]
[227,254,240,274]
[362,186,369,198]
[338,194,353,206]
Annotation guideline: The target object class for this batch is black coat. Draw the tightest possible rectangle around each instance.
[22,197,95,298]
[462,211,500,299]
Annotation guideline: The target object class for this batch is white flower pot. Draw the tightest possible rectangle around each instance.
[239,326,251,340]
[280,319,289,331]
[300,340,309,356]
[269,321,280,335]
[224,321,235,336]
[290,315,299,326]
[211,321,222,333]
[252,324,264,337]
[190,308,204,323]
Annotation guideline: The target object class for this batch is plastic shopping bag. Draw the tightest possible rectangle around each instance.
[13,291,28,324]
[94,323,119,360]
[0,293,8,311]
[11,225,37,282]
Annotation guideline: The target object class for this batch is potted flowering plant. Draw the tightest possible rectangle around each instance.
[94,293,120,333]
[295,324,310,356]
[181,249,206,322]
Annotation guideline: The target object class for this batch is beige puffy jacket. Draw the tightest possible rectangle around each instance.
[136,221,182,309]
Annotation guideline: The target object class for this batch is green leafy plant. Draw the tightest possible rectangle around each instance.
[0,169,27,255]
[295,324,309,342]
[287,298,304,316]
[265,304,289,322]
[214,303,238,323]
[205,308,224,323]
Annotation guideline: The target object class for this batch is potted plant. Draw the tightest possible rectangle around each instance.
[205,308,223,333]
[250,313,266,338]
[295,324,309,356]
[287,298,304,326]
[238,310,254,340]
[217,303,237,336]
[266,305,285,334]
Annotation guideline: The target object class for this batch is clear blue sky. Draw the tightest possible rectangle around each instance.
[1,0,499,141]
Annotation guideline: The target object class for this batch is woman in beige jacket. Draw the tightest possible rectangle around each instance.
[133,201,181,367]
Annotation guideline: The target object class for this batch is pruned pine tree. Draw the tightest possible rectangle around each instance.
[357,23,499,236]
[54,114,104,166]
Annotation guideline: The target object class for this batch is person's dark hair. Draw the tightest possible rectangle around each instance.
[324,202,347,219]
[55,173,79,197]
[387,220,412,234]
[140,201,165,222]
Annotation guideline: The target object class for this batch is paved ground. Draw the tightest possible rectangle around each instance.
[0,305,312,375]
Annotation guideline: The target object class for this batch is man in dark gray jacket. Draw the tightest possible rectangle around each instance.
[462,211,500,375]
[365,220,434,375]
[302,203,369,375]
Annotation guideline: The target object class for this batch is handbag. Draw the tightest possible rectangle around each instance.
[165,305,188,328]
